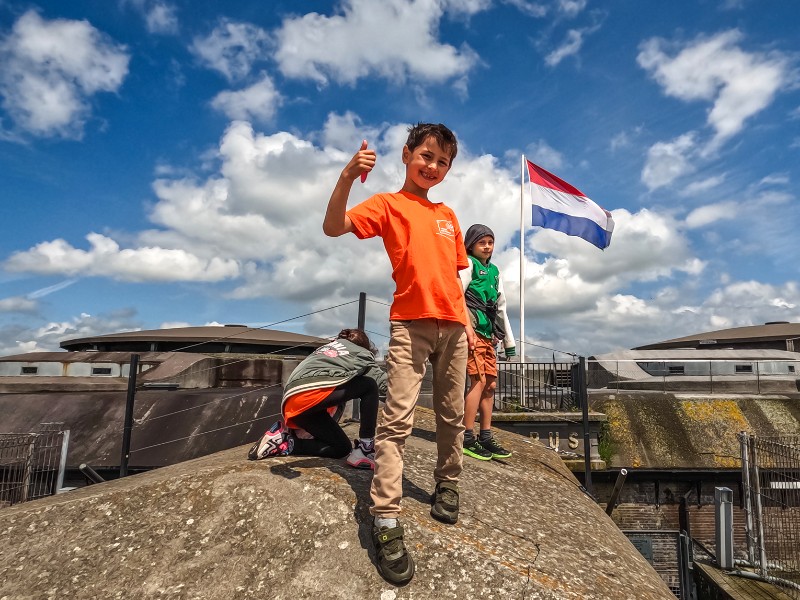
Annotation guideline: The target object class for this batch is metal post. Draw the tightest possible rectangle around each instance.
[714,487,734,569]
[120,353,139,478]
[605,468,628,516]
[579,356,592,494]
[357,292,366,330]
[79,463,106,484]
[20,439,35,503]
[678,531,694,600]
[755,361,760,395]
[750,438,769,577]
[709,361,713,394]
[740,432,756,565]
[350,293,367,421]
[55,429,70,493]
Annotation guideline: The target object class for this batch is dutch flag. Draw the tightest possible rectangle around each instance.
[527,159,614,250]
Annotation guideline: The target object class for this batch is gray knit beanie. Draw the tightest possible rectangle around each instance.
[463,224,494,253]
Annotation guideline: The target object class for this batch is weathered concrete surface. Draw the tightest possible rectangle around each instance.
[593,391,800,468]
[0,408,672,599]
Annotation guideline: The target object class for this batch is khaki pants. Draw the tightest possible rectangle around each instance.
[369,319,468,517]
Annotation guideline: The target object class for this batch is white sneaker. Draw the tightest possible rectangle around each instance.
[247,421,294,460]
[346,439,375,470]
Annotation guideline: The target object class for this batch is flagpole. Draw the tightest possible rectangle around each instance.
[519,155,526,364]
[519,155,526,408]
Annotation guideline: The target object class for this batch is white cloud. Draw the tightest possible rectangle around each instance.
[502,0,548,17]
[680,174,726,196]
[4,233,240,282]
[0,309,142,355]
[685,201,738,228]
[190,20,270,81]
[273,0,481,86]
[0,296,38,313]
[26,279,78,299]
[122,0,179,34]
[145,2,179,34]
[525,139,565,171]
[159,321,191,329]
[545,29,584,66]
[557,0,587,17]
[637,30,790,150]
[610,132,630,151]
[641,132,697,190]
[0,10,129,138]
[210,74,282,122]
[705,281,798,317]
[758,173,789,187]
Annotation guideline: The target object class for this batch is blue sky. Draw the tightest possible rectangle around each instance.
[1,0,799,359]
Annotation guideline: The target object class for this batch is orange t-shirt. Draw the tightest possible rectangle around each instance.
[347,191,469,325]
[282,386,336,428]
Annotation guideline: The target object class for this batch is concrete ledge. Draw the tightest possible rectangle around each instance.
[492,411,607,423]
[493,412,607,462]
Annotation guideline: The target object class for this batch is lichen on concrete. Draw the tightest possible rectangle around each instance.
[593,392,800,469]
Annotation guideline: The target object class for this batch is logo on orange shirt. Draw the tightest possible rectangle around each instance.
[435,220,455,239]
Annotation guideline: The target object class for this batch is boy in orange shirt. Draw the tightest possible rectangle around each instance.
[323,123,475,585]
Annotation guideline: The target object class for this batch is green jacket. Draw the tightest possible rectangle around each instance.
[459,256,516,354]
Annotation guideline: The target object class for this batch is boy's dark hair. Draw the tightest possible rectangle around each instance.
[406,123,458,162]
[337,328,378,355]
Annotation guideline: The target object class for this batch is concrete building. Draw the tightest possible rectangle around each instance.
[634,321,800,352]
[60,324,327,356]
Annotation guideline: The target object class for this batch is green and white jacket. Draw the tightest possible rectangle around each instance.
[459,256,516,356]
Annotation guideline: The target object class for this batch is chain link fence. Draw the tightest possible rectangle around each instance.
[740,433,800,598]
[0,424,69,508]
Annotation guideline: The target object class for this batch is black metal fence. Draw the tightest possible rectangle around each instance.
[740,433,800,598]
[0,424,68,508]
[494,361,579,411]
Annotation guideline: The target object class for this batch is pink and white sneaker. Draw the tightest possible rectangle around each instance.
[346,439,375,470]
[248,421,294,460]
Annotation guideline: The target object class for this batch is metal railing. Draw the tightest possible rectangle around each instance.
[494,361,579,411]
[0,424,69,508]
[740,433,800,598]
[588,359,800,394]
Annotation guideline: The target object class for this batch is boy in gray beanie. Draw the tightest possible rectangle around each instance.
[459,224,516,460]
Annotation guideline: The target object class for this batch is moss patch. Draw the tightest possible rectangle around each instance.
[678,399,748,468]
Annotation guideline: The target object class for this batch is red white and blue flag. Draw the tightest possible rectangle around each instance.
[527,159,614,250]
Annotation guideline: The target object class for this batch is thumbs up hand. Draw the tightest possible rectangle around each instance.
[342,139,375,183]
